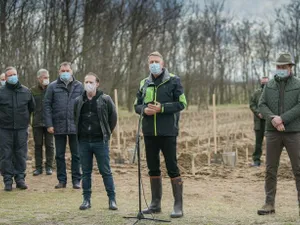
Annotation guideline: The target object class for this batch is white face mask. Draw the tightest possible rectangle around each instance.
[84,83,96,93]
[42,79,50,86]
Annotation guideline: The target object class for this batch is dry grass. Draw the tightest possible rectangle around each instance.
[0,166,300,225]
[1,105,300,225]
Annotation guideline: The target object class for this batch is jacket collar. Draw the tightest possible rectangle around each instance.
[268,75,300,91]
[6,81,22,90]
[146,68,170,83]
[56,75,75,85]
[82,89,103,101]
[37,82,47,90]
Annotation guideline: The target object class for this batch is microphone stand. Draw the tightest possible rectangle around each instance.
[123,106,170,224]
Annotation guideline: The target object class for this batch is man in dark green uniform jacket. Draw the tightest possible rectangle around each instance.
[249,76,269,166]
[134,51,187,218]
[258,53,300,216]
[31,69,54,176]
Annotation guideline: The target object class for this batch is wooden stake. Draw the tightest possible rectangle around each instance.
[207,137,211,166]
[213,94,217,154]
[246,147,249,163]
[208,151,211,166]
[114,89,121,153]
[191,153,196,176]
[123,138,126,149]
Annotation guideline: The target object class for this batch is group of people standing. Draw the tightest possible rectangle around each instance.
[0,51,187,218]
[0,62,118,211]
[3,50,300,218]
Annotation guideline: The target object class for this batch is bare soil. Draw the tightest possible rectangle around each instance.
[0,105,299,225]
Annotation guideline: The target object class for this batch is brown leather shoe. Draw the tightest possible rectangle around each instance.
[55,182,66,189]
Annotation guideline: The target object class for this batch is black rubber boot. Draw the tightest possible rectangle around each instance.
[142,176,162,214]
[170,177,183,218]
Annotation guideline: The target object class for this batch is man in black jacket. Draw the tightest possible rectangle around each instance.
[31,69,54,176]
[74,72,117,211]
[0,66,35,191]
[44,62,83,189]
[134,51,187,218]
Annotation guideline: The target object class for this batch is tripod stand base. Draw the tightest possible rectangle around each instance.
[123,211,171,224]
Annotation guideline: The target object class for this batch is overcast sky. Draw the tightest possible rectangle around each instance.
[197,0,291,21]
[228,0,290,19]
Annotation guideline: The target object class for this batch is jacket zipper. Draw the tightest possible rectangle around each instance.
[97,98,108,141]
[153,78,170,136]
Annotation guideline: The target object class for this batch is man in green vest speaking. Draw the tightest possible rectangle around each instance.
[134,51,187,218]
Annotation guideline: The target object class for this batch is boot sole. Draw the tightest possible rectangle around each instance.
[257,210,275,215]
[79,206,91,210]
[142,208,162,214]
[171,212,183,218]
[16,185,28,190]
[109,207,118,210]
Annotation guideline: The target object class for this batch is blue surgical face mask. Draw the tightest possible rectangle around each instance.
[0,80,5,86]
[275,69,289,78]
[149,63,162,75]
[7,75,18,85]
[60,72,71,81]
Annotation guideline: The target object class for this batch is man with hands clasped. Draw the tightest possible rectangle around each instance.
[258,53,300,215]
[134,51,187,218]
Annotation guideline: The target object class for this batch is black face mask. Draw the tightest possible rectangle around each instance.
[261,84,265,88]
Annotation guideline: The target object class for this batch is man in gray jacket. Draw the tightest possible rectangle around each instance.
[0,66,35,191]
[44,62,83,189]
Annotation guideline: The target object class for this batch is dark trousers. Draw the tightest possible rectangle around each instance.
[265,131,300,205]
[54,134,81,184]
[0,128,28,184]
[79,140,115,200]
[252,123,265,163]
[33,127,54,170]
[144,136,180,178]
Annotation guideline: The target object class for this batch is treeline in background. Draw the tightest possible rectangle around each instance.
[0,0,299,110]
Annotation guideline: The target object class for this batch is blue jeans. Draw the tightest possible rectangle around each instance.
[54,134,81,184]
[79,140,115,200]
